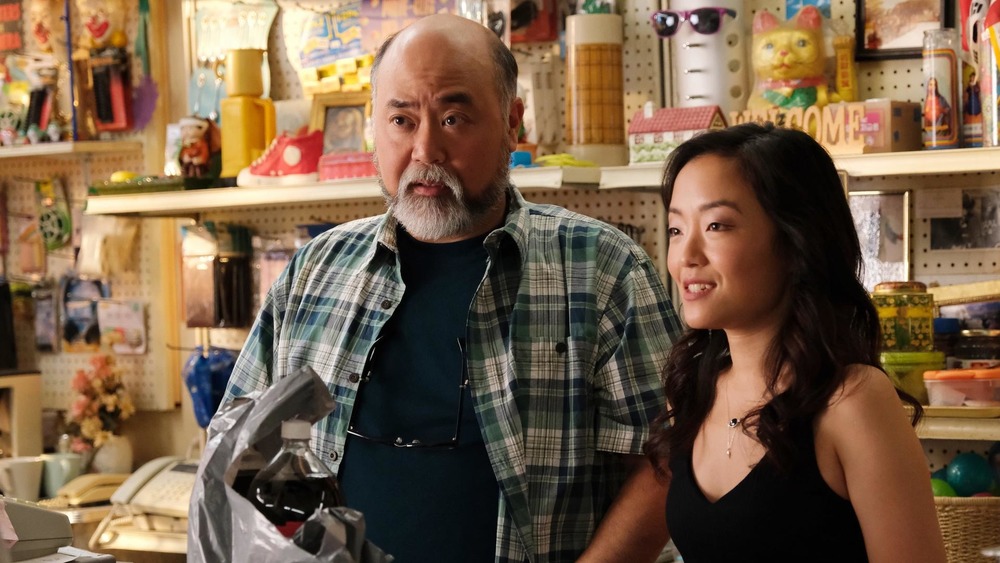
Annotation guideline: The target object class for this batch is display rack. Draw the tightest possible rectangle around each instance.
[84,166,603,217]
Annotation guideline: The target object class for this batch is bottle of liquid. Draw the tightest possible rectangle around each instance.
[248,419,344,538]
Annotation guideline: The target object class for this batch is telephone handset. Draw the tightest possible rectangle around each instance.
[53,472,130,507]
[111,455,195,518]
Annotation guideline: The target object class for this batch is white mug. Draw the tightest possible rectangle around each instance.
[0,456,44,502]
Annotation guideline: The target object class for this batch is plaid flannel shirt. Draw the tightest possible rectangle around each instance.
[223,187,681,562]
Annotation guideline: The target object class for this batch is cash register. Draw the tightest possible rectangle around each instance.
[1,497,114,562]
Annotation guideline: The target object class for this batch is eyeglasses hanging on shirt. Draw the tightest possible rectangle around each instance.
[346,337,469,449]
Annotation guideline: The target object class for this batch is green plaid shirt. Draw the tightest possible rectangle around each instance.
[224,187,681,562]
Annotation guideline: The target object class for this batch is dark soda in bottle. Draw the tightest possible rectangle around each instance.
[248,419,344,537]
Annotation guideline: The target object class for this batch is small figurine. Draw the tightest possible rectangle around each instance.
[179,116,212,178]
[46,121,62,142]
[26,124,42,144]
[0,111,18,146]
[747,7,846,111]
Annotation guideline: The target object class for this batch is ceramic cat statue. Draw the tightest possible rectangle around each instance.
[747,6,845,112]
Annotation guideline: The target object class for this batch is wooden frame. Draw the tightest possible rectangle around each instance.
[849,190,910,292]
[930,281,1000,330]
[855,0,953,61]
[309,92,370,155]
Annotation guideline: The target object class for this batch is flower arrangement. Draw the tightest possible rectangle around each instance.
[65,353,135,451]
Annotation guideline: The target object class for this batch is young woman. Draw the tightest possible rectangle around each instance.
[645,123,946,562]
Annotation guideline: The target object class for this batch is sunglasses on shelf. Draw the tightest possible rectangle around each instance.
[649,8,737,38]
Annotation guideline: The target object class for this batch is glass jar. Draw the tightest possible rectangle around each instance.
[953,329,1000,369]
[933,317,961,367]
[871,281,935,352]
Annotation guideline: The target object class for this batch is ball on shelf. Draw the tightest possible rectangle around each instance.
[946,452,995,497]
[931,478,957,497]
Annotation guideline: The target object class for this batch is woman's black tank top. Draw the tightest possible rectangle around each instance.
[666,424,869,562]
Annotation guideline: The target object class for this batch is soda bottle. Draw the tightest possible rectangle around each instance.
[248,418,344,537]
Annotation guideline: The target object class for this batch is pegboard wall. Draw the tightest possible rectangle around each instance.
[191,188,666,351]
[3,151,179,412]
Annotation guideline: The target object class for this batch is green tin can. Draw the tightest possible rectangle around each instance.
[872,281,934,352]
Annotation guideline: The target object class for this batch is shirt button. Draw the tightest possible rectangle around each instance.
[329,451,339,461]
[555,342,567,353]
[348,373,360,383]
[381,299,392,309]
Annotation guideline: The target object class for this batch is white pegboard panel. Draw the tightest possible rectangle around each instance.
[2,150,178,412]
[187,187,668,350]
[846,171,1000,284]
[924,439,998,471]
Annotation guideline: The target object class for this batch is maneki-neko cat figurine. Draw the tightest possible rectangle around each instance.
[746,6,854,112]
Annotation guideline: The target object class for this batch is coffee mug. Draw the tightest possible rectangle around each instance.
[40,453,83,498]
[0,456,44,502]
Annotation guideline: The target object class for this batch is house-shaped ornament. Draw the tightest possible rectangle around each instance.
[628,103,727,164]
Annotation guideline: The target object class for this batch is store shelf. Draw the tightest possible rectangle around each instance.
[833,147,1000,177]
[599,162,662,190]
[84,166,600,217]
[85,177,383,216]
[916,416,1000,441]
[0,140,142,160]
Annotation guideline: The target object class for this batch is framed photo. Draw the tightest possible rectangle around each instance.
[849,190,910,292]
[855,0,954,60]
[310,92,370,155]
[930,281,1000,329]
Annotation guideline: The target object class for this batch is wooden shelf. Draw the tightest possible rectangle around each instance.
[916,416,1000,441]
[0,141,142,159]
[833,146,1000,178]
[84,166,600,217]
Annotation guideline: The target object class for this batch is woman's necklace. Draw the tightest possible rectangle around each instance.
[725,379,741,458]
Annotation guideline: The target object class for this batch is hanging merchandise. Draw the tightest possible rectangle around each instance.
[131,0,158,130]
[60,275,110,353]
[182,346,237,428]
[32,283,57,352]
[182,222,254,329]
[35,178,71,251]
[71,0,133,137]
[96,299,146,354]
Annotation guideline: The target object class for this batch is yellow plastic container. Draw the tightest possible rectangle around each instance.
[220,96,275,178]
[881,350,945,404]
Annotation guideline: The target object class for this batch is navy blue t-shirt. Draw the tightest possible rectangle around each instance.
[338,228,498,563]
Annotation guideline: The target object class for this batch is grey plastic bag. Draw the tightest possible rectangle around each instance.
[187,365,391,562]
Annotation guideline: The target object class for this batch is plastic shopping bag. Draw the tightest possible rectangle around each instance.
[187,365,392,562]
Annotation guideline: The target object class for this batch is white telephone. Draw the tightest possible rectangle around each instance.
[88,456,198,554]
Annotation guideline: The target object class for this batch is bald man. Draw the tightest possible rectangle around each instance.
[223,14,681,563]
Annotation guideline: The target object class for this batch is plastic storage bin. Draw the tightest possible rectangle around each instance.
[923,367,1000,406]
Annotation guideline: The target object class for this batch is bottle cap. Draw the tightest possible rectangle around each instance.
[281,419,312,440]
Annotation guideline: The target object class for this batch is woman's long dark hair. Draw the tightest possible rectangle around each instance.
[644,123,920,473]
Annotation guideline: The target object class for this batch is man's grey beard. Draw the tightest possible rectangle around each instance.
[376,150,511,241]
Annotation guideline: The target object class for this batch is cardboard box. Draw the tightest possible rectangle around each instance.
[857,99,922,153]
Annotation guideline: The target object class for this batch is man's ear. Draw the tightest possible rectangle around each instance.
[508,97,525,149]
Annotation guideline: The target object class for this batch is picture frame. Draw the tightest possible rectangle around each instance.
[309,92,370,155]
[929,281,1000,330]
[855,0,954,61]
[849,190,910,292]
